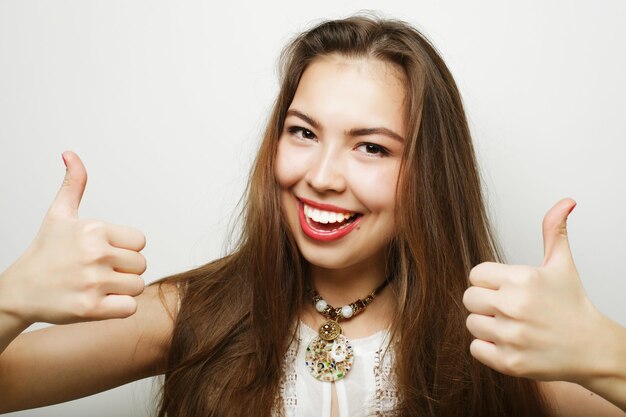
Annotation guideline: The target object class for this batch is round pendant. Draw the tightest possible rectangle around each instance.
[305,333,354,382]
[318,319,342,341]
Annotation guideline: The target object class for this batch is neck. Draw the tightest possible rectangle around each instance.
[303,254,394,338]
[306,256,388,307]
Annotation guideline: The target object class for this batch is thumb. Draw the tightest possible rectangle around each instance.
[542,197,577,267]
[46,151,88,219]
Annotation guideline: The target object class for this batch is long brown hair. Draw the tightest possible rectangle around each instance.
[153,12,551,416]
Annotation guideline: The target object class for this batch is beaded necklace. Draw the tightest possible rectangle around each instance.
[304,279,389,382]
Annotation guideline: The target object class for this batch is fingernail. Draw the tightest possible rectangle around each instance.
[61,152,67,168]
[567,202,577,216]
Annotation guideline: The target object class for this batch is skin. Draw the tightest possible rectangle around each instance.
[275,54,407,416]
[465,198,626,414]
[275,54,625,416]
[0,151,177,412]
[0,57,623,415]
[275,54,406,338]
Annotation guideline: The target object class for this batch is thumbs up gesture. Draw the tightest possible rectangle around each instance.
[463,198,608,383]
[0,151,146,326]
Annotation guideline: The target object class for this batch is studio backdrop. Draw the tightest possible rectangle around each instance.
[1,1,625,416]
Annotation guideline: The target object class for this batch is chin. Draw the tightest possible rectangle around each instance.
[296,242,379,272]
[301,254,356,271]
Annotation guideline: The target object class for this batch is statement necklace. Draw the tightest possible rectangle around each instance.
[304,279,389,382]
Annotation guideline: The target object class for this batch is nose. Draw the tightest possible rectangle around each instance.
[304,144,347,193]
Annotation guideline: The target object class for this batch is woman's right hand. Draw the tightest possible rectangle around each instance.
[0,151,147,327]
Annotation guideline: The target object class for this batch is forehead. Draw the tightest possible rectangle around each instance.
[289,54,407,137]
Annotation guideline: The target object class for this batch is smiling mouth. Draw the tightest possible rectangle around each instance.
[297,199,363,241]
[302,203,360,231]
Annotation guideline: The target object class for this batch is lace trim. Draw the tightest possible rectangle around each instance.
[274,339,299,417]
[373,347,399,415]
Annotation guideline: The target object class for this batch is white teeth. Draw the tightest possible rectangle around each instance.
[303,203,356,224]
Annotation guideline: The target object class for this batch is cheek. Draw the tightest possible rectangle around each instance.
[349,162,399,213]
[275,140,304,189]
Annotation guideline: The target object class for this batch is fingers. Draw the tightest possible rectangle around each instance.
[468,261,507,290]
[469,338,499,370]
[107,247,147,275]
[542,197,576,267]
[466,313,498,342]
[96,295,138,319]
[465,198,585,382]
[106,224,146,251]
[469,337,529,378]
[101,272,145,297]
[47,151,88,219]
[75,272,144,320]
[17,151,150,324]
[463,286,498,315]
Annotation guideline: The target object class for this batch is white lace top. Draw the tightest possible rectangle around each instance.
[276,322,398,417]
[174,284,398,416]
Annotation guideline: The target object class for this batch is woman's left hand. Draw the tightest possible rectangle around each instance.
[463,198,609,383]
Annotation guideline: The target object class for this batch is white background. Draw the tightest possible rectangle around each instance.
[1,1,624,416]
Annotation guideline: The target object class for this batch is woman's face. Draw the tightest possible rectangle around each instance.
[275,54,407,271]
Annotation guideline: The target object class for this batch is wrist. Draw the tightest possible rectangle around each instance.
[577,314,626,411]
[0,270,32,330]
[591,316,626,379]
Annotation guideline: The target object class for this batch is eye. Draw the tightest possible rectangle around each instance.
[356,143,390,157]
[287,126,317,141]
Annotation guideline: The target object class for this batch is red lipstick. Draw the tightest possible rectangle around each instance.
[298,196,356,213]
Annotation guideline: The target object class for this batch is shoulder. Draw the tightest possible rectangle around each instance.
[152,279,183,320]
[539,381,625,417]
[101,280,181,373]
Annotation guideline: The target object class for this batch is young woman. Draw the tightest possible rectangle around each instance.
[0,14,624,417]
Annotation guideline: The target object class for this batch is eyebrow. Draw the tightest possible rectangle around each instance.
[285,109,405,143]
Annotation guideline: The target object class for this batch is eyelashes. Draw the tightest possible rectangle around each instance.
[287,126,317,140]
[286,126,390,157]
[357,143,390,157]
